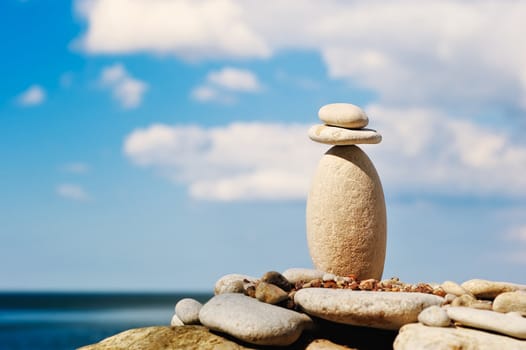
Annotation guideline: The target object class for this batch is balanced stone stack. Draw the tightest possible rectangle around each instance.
[307,103,386,280]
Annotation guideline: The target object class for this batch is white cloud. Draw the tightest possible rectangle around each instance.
[61,162,90,174]
[507,225,526,243]
[74,0,270,60]
[16,85,46,106]
[123,104,526,201]
[56,184,91,201]
[191,67,261,104]
[99,64,148,108]
[76,0,526,112]
[124,122,324,200]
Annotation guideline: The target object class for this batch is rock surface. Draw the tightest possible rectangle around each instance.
[199,293,312,346]
[214,274,256,295]
[306,145,387,279]
[170,314,184,327]
[308,125,381,145]
[174,298,202,325]
[261,271,292,291]
[447,306,526,339]
[394,323,526,350]
[441,280,469,296]
[77,326,255,350]
[318,103,369,129]
[294,288,443,330]
[305,339,355,349]
[417,305,450,327]
[255,282,288,304]
[282,268,325,284]
[493,291,526,315]
[461,279,524,299]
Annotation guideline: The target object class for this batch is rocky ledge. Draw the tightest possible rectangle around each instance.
[80,269,526,349]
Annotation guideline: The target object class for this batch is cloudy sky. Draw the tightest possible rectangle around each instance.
[1,0,525,291]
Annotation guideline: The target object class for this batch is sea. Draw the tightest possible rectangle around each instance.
[0,292,213,350]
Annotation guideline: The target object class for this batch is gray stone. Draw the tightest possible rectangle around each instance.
[214,274,257,295]
[175,298,202,325]
[170,314,184,326]
[318,103,369,128]
[294,288,444,330]
[494,291,526,315]
[255,282,288,304]
[261,271,292,291]
[306,145,386,279]
[461,279,525,299]
[77,326,255,350]
[394,323,526,350]
[447,306,526,339]
[282,268,325,284]
[308,125,381,145]
[441,280,469,296]
[199,293,312,346]
[417,305,451,327]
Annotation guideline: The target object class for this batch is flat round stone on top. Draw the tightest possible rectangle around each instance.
[308,124,381,145]
[318,103,369,128]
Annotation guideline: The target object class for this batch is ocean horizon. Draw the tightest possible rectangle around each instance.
[0,291,213,350]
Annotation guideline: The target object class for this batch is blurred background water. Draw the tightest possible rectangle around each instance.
[0,292,212,350]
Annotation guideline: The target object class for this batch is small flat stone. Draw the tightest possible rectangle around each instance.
[214,274,257,295]
[417,305,451,327]
[294,288,444,330]
[282,268,325,284]
[441,281,469,297]
[306,339,354,350]
[451,294,476,307]
[261,271,292,291]
[175,298,202,325]
[318,103,369,128]
[255,282,288,304]
[461,279,525,299]
[394,323,526,350]
[170,314,184,326]
[308,125,381,145]
[447,306,526,339]
[493,291,526,315]
[199,293,312,346]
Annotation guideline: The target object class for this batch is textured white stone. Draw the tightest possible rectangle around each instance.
[306,145,386,279]
[394,323,526,350]
[318,103,369,128]
[417,305,451,327]
[461,279,526,299]
[294,288,444,330]
[175,298,202,325]
[199,293,312,346]
[214,274,257,295]
[308,125,381,145]
[493,291,526,315]
[441,281,470,296]
[282,268,325,284]
[170,314,184,327]
[447,306,526,339]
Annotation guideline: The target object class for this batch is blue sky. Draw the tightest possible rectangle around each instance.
[1,0,525,291]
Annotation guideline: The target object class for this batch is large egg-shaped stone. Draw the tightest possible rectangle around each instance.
[306,145,387,279]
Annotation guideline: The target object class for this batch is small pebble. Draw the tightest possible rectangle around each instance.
[170,314,184,327]
[175,298,202,325]
[261,271,292,292]
[417,305,451,327]
[256,282,289,305]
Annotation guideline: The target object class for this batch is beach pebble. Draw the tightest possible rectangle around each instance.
[306,339,352,350]
[294,288,444,330]
[322,273,337,282]
[170,314,184,327]
[394,323,526,350]
[306,145,386,279]
[308,125,381,145]
[444,293,457,304]
[199,293,312,346]
[447,306,526,339]
[261,271,292,292]
[318,103,369,128]
[255,282,288,305]
[214,274,257,295]
[461,279,524,299]
[451,294,476,307]
[175,298,202,325]
[282,268,325,284]
[493,291,526,315]
[417,305,451,327]
[441,281,470,297]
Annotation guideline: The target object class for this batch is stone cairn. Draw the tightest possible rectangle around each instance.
[82,104,526,350]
